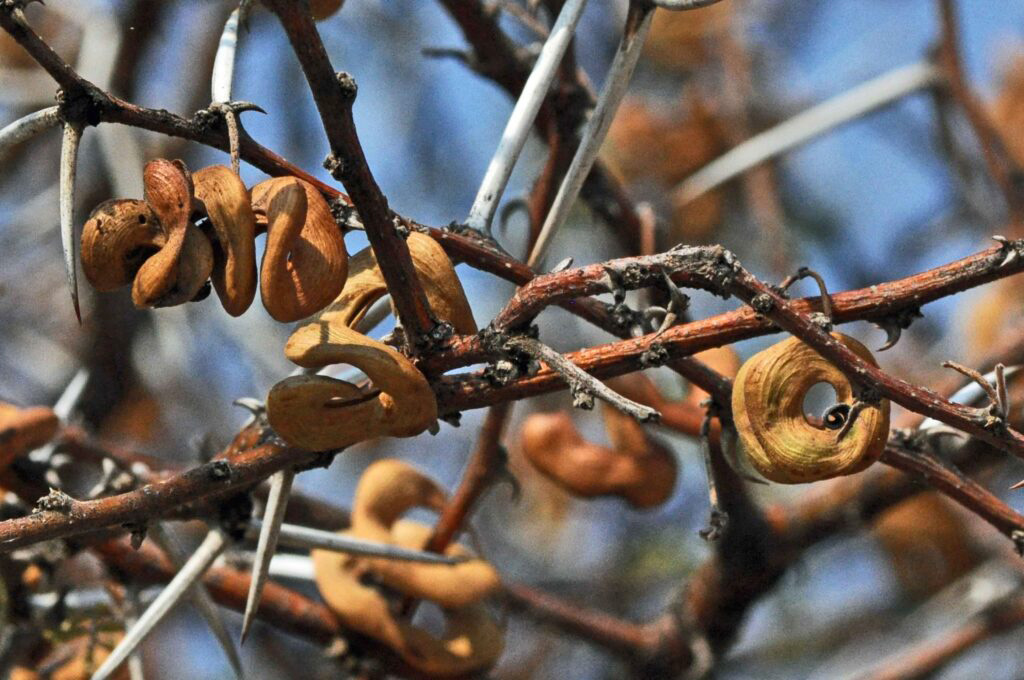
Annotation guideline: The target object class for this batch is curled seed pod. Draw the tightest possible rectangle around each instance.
[131,159,214,308]
[873,492,979,597]
[312,461,502,678]
[80,199,163,292]
[349,459,448,541]
[0,403,58,469]
[310,0,345,20]
[192,165,257,316]
[289,231,477,341]
[250,177,348,322]
[519,408,677,509]
[266,325,436,450]
[731,333,890,484]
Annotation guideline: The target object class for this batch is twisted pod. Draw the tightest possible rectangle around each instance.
[250,176,348,322]
[312,460,503,677]
[519,405,677,509]
[81,161,349,320]
[267,233,476,451]
[731,333,890,484]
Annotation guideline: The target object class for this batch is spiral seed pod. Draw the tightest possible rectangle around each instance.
[731,333,890,484]
[80,199,163,291]
[286,231,477,346]
[192,165,257,316]
[131,159,214,308]
[266,324,436,451]
[312,460,503,677]
[519,407,677,508]
[250,177,348,322]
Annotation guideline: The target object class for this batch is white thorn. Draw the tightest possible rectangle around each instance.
[240,468,294,643]
[92,528,229,680]
[465,0,590,233]
[212,8,241,104]
[528,6,654,267]
[53,367,90,419]
[60,121,84,323]
[148,524,245,680]
[673,60,941,207]
[0,106,60,156]
[256,521,463,565]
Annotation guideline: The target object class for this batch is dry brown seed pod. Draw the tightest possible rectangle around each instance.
[312,521,503,678]
[348,459,448,541]
[192,165,257,316]
[313,461,502,677]
[342,460,500,607]
[80,199,163,291]
[266,324,436,450]
[310,0,345,20]
[0,403,58,469]
[519,408,677,509]
[286,231,477,345]
[873,492,979,598]
[250,177,348,322]
[131,159,214,308]
[731,333,890,484]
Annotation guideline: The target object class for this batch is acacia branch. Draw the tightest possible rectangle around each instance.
[261,0,436,349]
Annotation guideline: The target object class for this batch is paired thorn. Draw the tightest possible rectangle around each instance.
[651,271,689,336]
[206,102,265,176]
[0,106,60,157]
[779,266,833,328]
[232,397,265,416]
[697,413,728,541]
[91,528,230,680]
[148,524,244,679]
[992,235,1021,268]
[250,521,463,565]
[60,121,84,323]
[240,468,294,643]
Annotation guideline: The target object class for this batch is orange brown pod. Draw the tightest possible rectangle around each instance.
[731,333,890,483]
[192,165,257,316]
[312,460,503,677]
[873,492,979,598]
[519,405,677,509]
[267,231,475,450]
[80,159,214,309]
[250,177,349,322]
[0,402,58,469]
[131,159,214,308]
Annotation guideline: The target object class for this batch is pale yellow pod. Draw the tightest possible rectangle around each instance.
[731,333,890,484]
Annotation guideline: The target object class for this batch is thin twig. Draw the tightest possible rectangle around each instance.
[502,334,659,422]
[147,523,244,680]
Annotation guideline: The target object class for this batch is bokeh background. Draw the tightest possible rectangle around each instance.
[2,0,1024,678]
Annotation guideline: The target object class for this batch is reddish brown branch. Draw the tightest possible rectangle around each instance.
[881,444,1024,540]
[261,1,436,349]
[863,591,1024,680]
[426,403,512,553]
